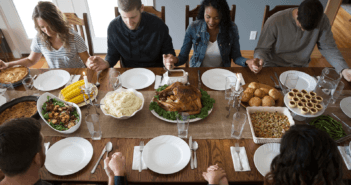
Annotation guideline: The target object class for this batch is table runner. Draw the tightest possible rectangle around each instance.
[8,90,351,139]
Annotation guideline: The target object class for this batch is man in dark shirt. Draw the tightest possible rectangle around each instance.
[87,0,177,70]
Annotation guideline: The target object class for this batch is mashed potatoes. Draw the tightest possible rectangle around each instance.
[103,91,142,117]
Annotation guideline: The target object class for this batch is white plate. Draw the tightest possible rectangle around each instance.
[341,97,351,118]
[283,93,325,117]
[44,137,93,176]
[0,95,6,106]
[201,69,237,90]
[279,70,317,91]
[150,107,213,123]
[34,70,70,91]
[120,68,155,90]
[142,135,191,174]
[254,143,280,176]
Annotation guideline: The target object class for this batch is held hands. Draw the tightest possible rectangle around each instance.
[0,60,9,70]
[202,164,229,185]
[107,152,126,177]
[163,54,178,70]
[86,56,109,71]
[246,58,263,74]
[342,69,351,82]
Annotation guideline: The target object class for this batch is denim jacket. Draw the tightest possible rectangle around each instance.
[177,20,247,67]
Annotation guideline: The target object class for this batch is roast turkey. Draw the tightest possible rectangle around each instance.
[155,82,202,115]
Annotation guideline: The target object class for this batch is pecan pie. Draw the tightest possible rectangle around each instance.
[0,101,37,124]
[0,66,29,84]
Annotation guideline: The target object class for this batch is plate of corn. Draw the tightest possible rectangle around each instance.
[59,80,98,107]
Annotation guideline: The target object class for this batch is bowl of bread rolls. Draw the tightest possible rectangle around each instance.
[241,82,283,107]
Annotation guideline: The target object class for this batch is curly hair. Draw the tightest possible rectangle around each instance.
[32,1,72,51]
[197,0,232,34]
[297,0,324,31]
[264,124,343,185]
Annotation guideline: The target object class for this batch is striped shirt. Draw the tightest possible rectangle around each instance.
[31,29,87,68]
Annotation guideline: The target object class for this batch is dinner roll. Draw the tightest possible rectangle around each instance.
[268,88,280,100]
[249,97,262,106]
[248,82,260,90]
[254,89,266,98]
[241,92,253,102]
[262,96,275,106]
[244,88,255,95]
[260,88,270,95]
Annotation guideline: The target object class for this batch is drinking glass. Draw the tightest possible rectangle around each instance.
[225,76,236,109]
[231,112,247,139]
[85,113,102,140]
[314,68,341,107]
[22,76,34,91]
[177,112,190,138]
[283,74,299,94]
[331,81,344,104]
[320,67,342,84]
[0,83,14,101]
[109,70,121,90]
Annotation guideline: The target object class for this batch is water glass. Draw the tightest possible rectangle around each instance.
[0,83,14,101]
[331,81,344,104]
[320,67,342,84]
[85,113,102,140]
[177,112,190,138]
[109,70,121,90]
[231,112,247,139]
[283,74,299,94]
[225,76,236,100]
[22,76,34,91]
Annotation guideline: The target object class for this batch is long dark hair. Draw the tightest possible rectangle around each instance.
[264,124,343,185]
[32,1,72,51]
[197,0,232,34]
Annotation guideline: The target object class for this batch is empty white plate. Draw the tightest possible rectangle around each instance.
[340,97,351,118]
[120,68,155,90]
[279,70,317,91]
[45,137,93,176]
[254,143,280,176]
[34,70,70,91]
[142,135,191,174]
[201,69,237,90]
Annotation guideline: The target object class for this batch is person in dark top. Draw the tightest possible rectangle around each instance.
[104,152,128,185]
[87,0,177,70]
[0,118,51,185]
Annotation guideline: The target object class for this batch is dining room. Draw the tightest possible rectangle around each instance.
[0,0,351,185]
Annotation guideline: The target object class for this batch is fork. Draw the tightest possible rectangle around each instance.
[235,143,243,171]
[270,76,280,89]
[139,141,144,172]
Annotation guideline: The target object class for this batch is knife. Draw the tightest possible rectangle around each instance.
[197,70,201,89]
[274,72,284,90]
[189,136,194,169]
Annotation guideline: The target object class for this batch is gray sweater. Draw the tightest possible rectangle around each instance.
[254,8,349,73]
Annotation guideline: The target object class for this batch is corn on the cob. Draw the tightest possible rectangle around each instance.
[67,94,93,104]
[61,80,85,96]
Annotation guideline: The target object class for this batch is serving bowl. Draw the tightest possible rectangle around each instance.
[37,92,82,134]
[100,88,144,119]
[247,107,295,144]
[0,96,40,124]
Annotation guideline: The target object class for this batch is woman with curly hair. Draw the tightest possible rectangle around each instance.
[0,1,90,69]
[164,0,261,73]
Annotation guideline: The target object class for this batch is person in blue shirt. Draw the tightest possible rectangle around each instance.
[164,0,262,73]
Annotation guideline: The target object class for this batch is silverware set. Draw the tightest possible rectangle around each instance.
[235,142,243,171]
[189,136,198,169]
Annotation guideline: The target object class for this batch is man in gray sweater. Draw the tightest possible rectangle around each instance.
[254,0,351,81]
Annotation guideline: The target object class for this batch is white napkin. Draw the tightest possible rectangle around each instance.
[154,75,162,89]
[338,146,351,170]
[230,146,251,171]
[132,146,147,170]
[237,73,245,85]
[72,75,81,83]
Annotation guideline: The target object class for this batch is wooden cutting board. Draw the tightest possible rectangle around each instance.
[240,83,284,108]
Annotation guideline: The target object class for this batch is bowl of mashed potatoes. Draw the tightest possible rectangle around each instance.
[100,88,144,119]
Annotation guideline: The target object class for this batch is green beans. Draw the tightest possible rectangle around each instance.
[309,115,346,140]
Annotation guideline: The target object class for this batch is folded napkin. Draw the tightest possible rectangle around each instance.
[338,146,351,170]
[230,146,251,171]
[132,146,147,170]
[237,73,245,85]
[154,75,162,89]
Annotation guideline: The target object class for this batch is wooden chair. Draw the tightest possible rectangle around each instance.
[115,6,165,23]
[185,5,236,30]
[261,5,298,30]
[64,13,94,56]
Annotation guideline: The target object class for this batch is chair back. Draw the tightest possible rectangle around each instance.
[185,5,236,30]
[261,5,299,30]
[115,6,165,23]
[64,13,94,56]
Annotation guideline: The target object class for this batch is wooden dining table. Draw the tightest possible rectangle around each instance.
[16,67,351,184]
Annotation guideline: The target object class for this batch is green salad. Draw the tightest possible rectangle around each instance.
[309,115,346,140]
[42,96,79,131]
[149,84,215,120]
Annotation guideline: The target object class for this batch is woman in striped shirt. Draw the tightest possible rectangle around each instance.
[0,1,89,69]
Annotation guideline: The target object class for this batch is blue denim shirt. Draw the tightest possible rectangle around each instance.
[177,20,248,67]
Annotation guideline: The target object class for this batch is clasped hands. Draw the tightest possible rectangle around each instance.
[104,152,126,180]
[246,58,263,74]
[203,163,229,185]
[86,56,110,71]
[163,54,178,70]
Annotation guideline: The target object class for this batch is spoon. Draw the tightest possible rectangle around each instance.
[91,142,112,174]
[192,141,198,168]
[106,141,113,158]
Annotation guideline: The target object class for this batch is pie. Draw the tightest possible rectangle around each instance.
[0,66,29,84]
